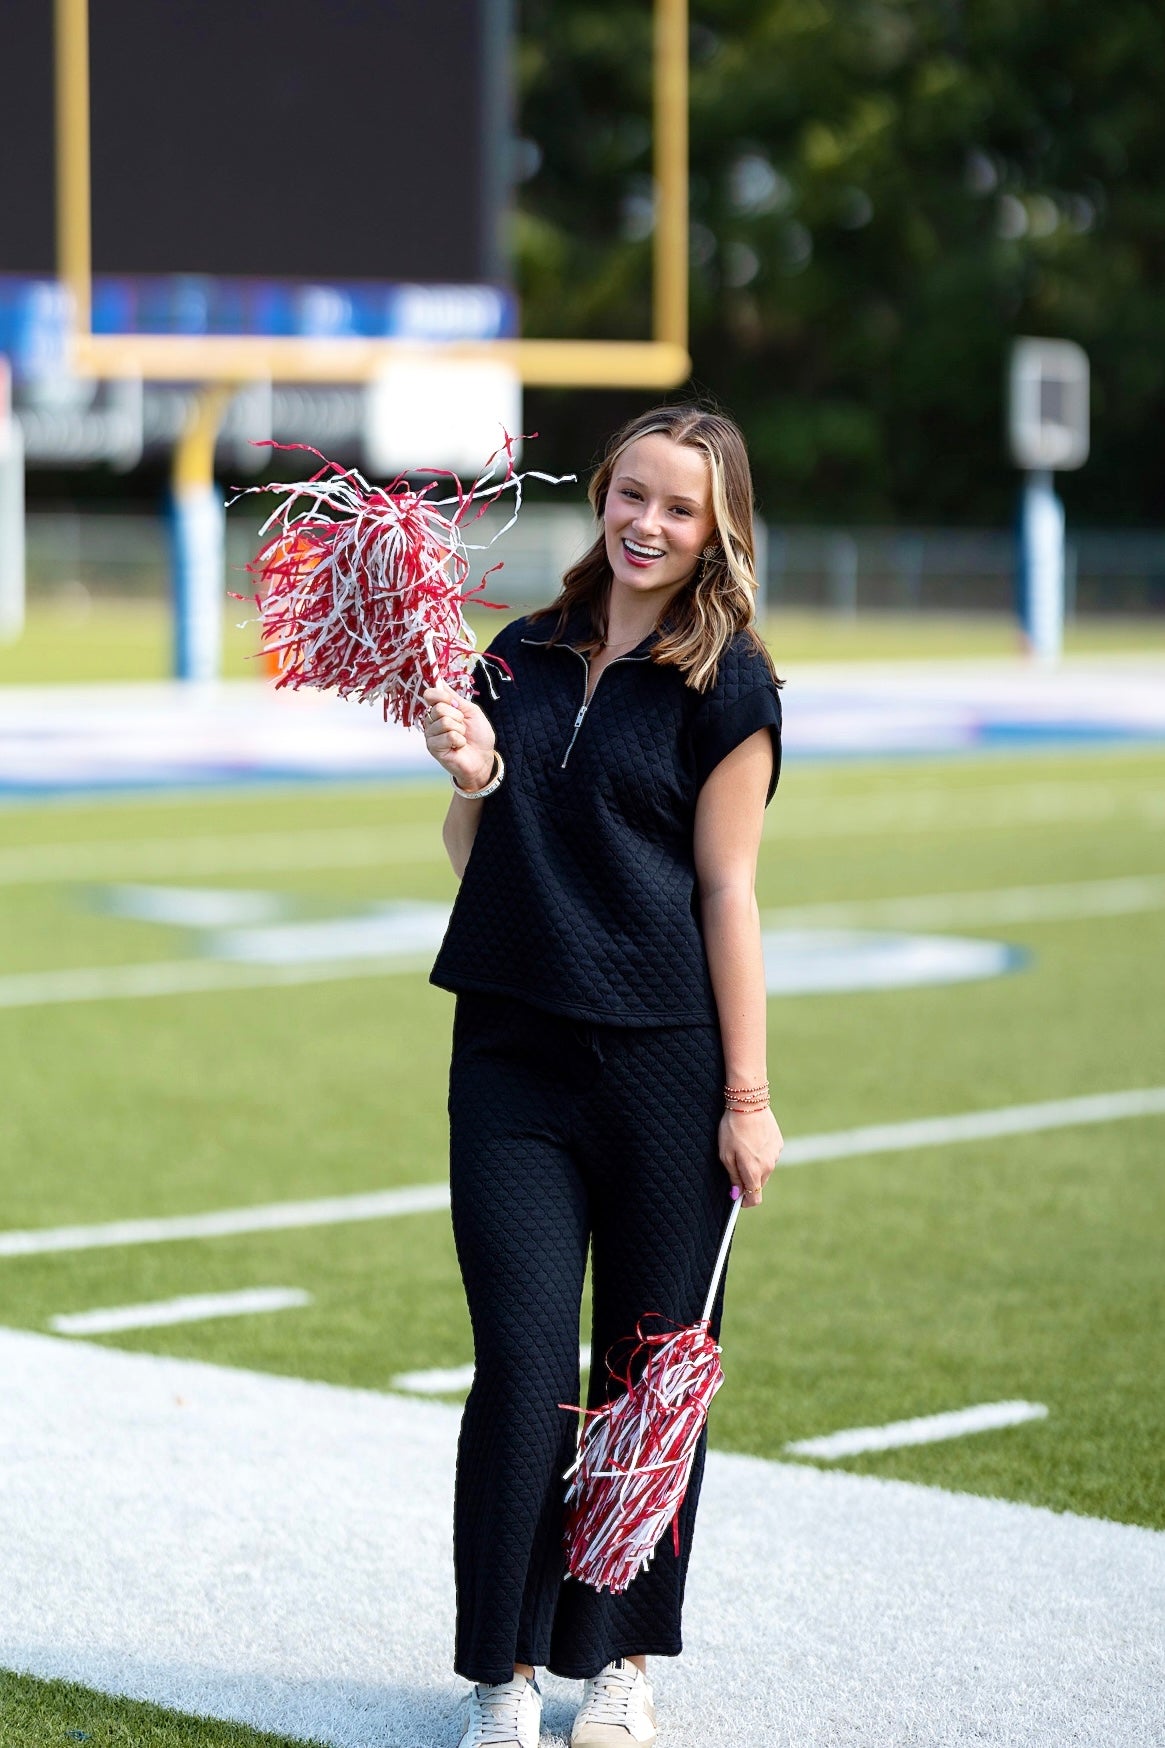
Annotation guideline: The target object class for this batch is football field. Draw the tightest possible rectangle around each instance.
[0,736,1162,1745]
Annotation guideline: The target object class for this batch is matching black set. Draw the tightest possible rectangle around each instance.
[429,601,782,1683]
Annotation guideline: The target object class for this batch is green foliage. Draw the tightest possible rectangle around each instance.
[516,0,1165,523]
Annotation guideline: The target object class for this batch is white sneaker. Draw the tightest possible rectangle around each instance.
[457,1672,542,1748]
[570,1658,657,1746]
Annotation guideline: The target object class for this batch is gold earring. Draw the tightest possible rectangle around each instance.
[701,543,719,561]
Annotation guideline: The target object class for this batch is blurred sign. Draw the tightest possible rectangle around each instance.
[365,357,522,478]
[0,273,515,383]
[1009,338,1089,472]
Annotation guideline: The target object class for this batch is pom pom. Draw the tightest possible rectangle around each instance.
[233,436,573,727]
[558,1194,742,1595]
[559,1315,727,1595]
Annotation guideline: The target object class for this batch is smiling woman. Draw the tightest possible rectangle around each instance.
[417,405,786,1748]
[544,405,776,694]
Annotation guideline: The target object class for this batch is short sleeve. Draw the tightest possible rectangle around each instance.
[690,641,783,805]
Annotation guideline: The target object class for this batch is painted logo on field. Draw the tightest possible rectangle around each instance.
[762,928,1023,994]
[92,886,1026,996]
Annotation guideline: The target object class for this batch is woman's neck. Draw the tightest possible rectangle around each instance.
[603,579,685,650]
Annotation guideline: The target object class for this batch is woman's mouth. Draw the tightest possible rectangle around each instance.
[621,538,666,568]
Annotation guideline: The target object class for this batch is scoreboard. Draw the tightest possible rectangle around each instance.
[1,0,512,302]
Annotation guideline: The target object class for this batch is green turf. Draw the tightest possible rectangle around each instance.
[0,747,1162,1545]
[1,597,1163,685]
[0,1669,315,1747]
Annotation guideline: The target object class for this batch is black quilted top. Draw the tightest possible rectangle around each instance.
[428,600,782,1026]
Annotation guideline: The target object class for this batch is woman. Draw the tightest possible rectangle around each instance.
[422,404,784,1748]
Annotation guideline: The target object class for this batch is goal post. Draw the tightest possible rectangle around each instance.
[53,0,692,391]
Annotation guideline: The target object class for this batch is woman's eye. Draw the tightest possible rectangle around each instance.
[671,505,692,516]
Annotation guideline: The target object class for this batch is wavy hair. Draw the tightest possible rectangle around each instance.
[527,404,780,692]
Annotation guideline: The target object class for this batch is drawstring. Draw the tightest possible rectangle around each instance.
[572,1022,606,1067]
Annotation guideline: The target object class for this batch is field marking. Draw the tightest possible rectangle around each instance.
[0,926,1012,1009]
[50,1287,311,1337]
[781,1086,1165,1166]
[0,952,436,1010]
[785,1400,1049,1460]
[762,872,1165,932]
[3,1086,1162,1263]
[0,1184,451,1259]
[2,1328,1160,1748]
[1,867,1157,1011]
[0,776,1159,887]
[391,1342,593,1397]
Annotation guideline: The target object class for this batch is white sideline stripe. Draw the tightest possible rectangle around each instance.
[0,952,435,1010]
[2,1329,1161,1748]
[0,1184,451,1259]
[762,872,1165,932]
[50,1287,311,1336]
[392,1342,592,1396]
[785,1400,1050,1460]
[3,1087,1163,1262]
[780,1086,1165,1166]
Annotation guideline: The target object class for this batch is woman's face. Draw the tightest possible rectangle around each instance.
[602,434,717,606]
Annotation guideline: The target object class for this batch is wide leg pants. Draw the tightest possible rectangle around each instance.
[447,989,735,1684]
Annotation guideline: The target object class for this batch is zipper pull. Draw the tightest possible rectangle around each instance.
[572,705,588,728]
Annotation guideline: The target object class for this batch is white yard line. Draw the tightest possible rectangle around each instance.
[0,1329,1159,1748]
[3,1086,1162,1262]
[50,1287,311,1336]
[391,1343,593,1397]
[0,951,435,1010]
[762,872,1165,932]
[785,1400,1049,1460]
[0,1184,451,1259]
[782,1086,1165,1166]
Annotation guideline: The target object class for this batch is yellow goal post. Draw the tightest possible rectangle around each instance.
[55,0,691,392]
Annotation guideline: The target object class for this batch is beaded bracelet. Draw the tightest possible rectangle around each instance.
[724,1079,770,1112]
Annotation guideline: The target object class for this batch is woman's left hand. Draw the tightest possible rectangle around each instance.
[719,1106,783,1209]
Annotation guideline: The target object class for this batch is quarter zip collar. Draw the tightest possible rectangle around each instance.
[519,598,665,659]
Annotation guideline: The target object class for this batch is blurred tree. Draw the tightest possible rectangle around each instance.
[516,0,1165,524]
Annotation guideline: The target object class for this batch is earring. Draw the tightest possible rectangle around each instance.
[701,543,719,561]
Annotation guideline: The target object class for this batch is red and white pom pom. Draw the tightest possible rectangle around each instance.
[234,436,571,728]
[559,1193,742,1595]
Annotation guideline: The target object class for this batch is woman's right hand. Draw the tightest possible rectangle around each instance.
[422,681,497,792]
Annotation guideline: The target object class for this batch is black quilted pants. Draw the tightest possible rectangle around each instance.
[447,989,735,1684]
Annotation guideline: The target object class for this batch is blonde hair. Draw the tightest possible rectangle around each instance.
[528,404,781,692]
